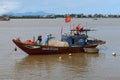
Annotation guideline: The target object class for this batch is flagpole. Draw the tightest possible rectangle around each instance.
[61,26,63,36]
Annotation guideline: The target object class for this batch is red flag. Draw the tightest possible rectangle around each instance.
[75,24,83,31]
[65,15,71,23]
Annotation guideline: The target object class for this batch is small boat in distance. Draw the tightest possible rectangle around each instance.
[12,24,106,55]
[0,16,10,21]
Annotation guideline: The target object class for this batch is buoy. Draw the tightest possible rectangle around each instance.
[112,52,116,56]
[59,56,62,59]
[68,53,72,56]
[58,56,62,61]
[14,47,17,51]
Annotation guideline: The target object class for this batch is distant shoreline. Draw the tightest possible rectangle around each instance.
[3,14,120,19]
[0,18,120,28]
[11,17,120,19]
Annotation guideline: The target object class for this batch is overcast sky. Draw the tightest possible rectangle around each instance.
[0,0,120,15]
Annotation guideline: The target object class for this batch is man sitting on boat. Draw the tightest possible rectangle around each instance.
[37,35,42,44]
[34,35,42,45]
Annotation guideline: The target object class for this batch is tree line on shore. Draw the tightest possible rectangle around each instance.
[1,14,120,19]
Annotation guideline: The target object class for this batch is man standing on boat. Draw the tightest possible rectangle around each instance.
[45,34,52,46]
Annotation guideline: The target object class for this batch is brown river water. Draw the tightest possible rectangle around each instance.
[0,18,120,80]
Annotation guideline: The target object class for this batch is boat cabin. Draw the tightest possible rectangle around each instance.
[61,26,91,47]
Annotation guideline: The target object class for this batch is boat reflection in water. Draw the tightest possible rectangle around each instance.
[14,53,99,80]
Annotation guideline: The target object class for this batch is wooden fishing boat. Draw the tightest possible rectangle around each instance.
[12,15,106,55]
[12,39,98,55]
[12,25,106,55]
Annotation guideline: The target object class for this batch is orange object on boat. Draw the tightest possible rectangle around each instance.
[24,40,35,45]
[75,24,83,31]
